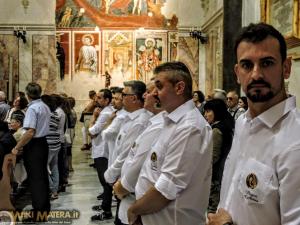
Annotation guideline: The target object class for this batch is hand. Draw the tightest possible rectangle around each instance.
[11,147,19,155]
[207,208,233,225]
[113,180,128,200]
[93,107,101,118]
[128,206,138,225]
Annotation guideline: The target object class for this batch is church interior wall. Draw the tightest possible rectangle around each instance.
[1,0,300,109]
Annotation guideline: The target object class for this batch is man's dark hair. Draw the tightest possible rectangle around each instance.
[234,22,287,62]
[111,87,123,94]
[123,80,146,102]
[100,89,112,104]
[25,82,42,100]
[89,90,96,99]
[42,95,57,112]
[154,61,193,99]
[18,95,28,110]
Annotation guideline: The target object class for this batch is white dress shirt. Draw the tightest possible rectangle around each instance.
[102,109,128,166]
[104,108,152,184]
[219,96,300,225]
[118,111,165,224]
[135,100,213,225]
[89,105,113,159]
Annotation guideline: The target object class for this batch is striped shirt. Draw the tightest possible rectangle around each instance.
[46,111,61,152]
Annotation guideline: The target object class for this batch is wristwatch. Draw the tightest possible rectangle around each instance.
[223,222,233,225]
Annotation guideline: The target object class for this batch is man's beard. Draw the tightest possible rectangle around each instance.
[246,79,274,102]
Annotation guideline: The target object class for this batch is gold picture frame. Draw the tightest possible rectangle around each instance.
[261,0,300,48]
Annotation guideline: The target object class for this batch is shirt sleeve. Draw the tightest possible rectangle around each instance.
[23,107,37,129]
[155,125,212,200]
[277,145,300,224]
[104,122,148,184]
[121,127,161,192]
[89,112,111,135]
[102,117,124,142]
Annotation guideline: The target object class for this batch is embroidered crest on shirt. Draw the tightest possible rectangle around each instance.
[150,152,158,171]
[246,173,258,189]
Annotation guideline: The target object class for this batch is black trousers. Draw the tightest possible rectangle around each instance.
[23,137,50,215]
[58,143,68,186]
[94,157,112,212]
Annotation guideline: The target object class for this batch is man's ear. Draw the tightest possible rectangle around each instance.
[283,57,292,79]
[234,64,241,84]
[175,81,185,95]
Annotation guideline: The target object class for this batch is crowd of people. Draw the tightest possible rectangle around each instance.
[0,22,300,225]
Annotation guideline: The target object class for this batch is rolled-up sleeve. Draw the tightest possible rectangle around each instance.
[155,126,210,199]
[278,145,300,224]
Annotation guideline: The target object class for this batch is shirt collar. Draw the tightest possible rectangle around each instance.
[228,105,238,113]
[167,99,195,123]
[128,108,145,120]
[149,111,166,124]
[28,98,41,106]
[245,96,296,128]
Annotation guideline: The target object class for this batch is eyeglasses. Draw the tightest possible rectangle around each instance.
[122,92,136,97]
[227,97,233,101]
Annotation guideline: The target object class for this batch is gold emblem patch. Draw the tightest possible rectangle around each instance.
[246,173,258,189]
[150,152,158,171]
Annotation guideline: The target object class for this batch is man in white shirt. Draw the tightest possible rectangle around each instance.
[102,87,127,168]
[128,61,213,225]
[207,23,300,225]
[89,89,114,221]
[113,80,165,224]
[103,80,151,225]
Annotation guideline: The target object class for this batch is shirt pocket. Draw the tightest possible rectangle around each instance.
[149,142,165,172]
[116,130,127,146]
[238,158,274,205]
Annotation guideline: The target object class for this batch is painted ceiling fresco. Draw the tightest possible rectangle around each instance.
[56,0,178,29]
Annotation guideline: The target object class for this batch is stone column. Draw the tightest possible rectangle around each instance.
[223,0,242,92]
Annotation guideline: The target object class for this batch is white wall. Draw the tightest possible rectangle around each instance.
[0,0,55,25]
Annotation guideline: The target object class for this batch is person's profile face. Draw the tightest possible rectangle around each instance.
[234,36,291,103]
[193,93,199,102]
[143,83,157,112]
[204,109,215,124]
[112,93,123,110]
[154,72,178,113]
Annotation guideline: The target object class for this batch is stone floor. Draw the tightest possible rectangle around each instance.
[14,123,116,225]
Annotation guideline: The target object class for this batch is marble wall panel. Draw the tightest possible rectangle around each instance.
[32,35,57,94]
[0,35,19,102]
[177,36,199,90]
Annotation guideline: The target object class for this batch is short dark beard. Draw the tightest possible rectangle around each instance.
[246,90,274,102]
[246,79,274,102]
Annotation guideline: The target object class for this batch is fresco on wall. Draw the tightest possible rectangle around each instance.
[177,36,199,90]
[168,31,178,61]
[32,35,57,94]
[0,35,19,102]
[73,31,101,76]
[56,0,177,28]
[103,31,133,87]
[135,32,167,83]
